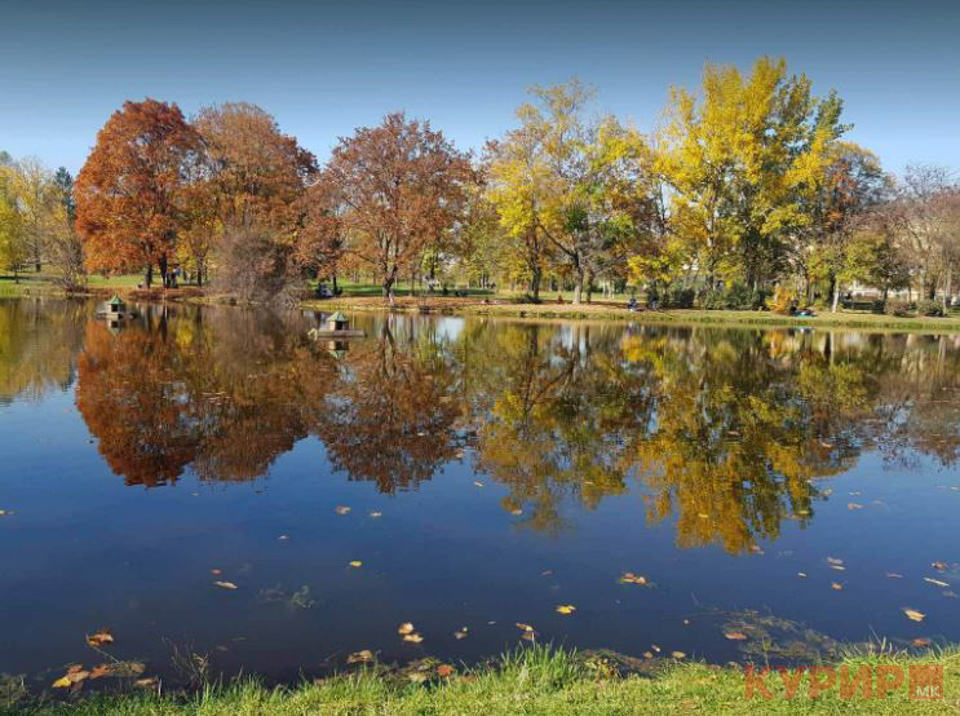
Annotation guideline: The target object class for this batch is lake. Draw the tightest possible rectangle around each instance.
[1,297,959,688]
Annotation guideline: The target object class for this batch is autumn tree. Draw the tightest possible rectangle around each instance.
[657,57,846,290]
[324,112,473,300]
[0,166,25,277]
[193,102,316,235]
[76,99,200,288]
[295,173,346,291]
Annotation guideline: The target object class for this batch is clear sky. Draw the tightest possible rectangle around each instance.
[2,0,957,175]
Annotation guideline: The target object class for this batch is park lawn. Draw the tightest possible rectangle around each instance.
[14,645,960,715]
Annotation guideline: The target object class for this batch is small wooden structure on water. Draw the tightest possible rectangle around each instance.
[96,295,138,324]
[307,311,366,340]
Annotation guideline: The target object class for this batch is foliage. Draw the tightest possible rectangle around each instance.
[766,286,797,315]
[699,283,767,310]
[76,99,201,287]
[322,113,473,299]
[883,298,911,317]
[212,225,299,304]
[917,298,944,317]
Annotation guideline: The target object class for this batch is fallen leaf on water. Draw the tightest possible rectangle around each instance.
[904,608,926,622]
[541,570,553,577]
[348,561,362,568]
[797,572,807,578]
[510,509,523,516]
[86,630,114,647]
[912,638,932,647]
[398,623,415,635]
[278,535,289,541]
[214,581,238,590]
[515,623,535,632]
[437,664,454,678]
[210,569,222,576]
[619,572,649,585]
[555,604,576,615]
[650,644,661,653]
[473,481,484,488]
[671,651,686,659]
[52,676,74,688]
[830,565,846,572]
[335,506,351,515]
[407,672,427,683]
[682,619,690,625]
[134,677,158,689]
[724,631,748,641]
[831,582,844,591]
[454,628,469,640]
[642,651,653,659]
[924,577,950,588]
[847,503,863,510]
[369,511,382,518]
[887,572,904,579]
[0,510,12,517]
[826,557,844,566]
[89,665,110,679]
[347,650,373,664]
[521,631,536,642]
[403,633,424,644]
[932,561,948,572]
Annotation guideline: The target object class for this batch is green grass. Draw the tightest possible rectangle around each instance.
[12,644,960,715]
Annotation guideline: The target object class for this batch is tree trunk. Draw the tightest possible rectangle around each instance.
[572,266,585,305]
[383,269,397,304]
[332,272,338,294]
[530,268,541,303]
[831,280,841,313]
[144,264,153,289]
[585,271,594,304]
[944,267,953,313]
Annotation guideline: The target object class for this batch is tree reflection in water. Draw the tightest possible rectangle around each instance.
[7,300,959,553]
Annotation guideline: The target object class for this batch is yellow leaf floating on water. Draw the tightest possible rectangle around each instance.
[904,608,926,622]
[515,622,535,632]
[213,581,238,590]
[86,630,114,647]
[724,631,748,641]
[555,604,576,615]
[398,623,415,635]
[454,628,469,640]
[52,676,73,688]
[671,651,686,659]
[335,506,351,515]
[369,511,382,518]
[642,651,653,659]
[619,572,648,585]
[347,650,373,664]
[831,582,844,591]
[403,633,424,644]
[847,503,863,510]
[913,638,932,647]
[348,561,362,568]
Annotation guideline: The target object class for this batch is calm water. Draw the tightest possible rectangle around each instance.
[2,298,960,686]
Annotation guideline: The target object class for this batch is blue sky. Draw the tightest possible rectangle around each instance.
[1,0,957,175]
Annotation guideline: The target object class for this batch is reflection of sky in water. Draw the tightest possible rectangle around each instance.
[1,298,959,686]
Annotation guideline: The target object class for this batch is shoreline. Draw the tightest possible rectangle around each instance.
[13,644,959,714]
[7,282,960,334]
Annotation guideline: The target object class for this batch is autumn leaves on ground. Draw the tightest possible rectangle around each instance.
[2,57,960,320]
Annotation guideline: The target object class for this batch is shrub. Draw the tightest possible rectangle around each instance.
[213,225,300,304]
[662,286,695,309]
[765,287,797,315]
[884,298,910,317]
[697,283,767,310]
[918,298,944,317]
[870,299,886,314]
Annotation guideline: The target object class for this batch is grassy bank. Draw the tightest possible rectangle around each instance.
[9,272,960,334]
[13,645,960,715]
[307,295,960,333]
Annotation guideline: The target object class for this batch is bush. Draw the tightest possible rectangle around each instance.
[884,298,910,317]
[697,283,768,310]
[918,298,944,317]
[662,286,695,309]
[213,225,300,304]
[870,299,886,314]
[765,287,797,315]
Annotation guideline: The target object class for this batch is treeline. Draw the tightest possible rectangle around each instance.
[2,57,959,310]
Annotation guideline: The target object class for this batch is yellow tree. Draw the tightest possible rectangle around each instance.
[657,57,842,290]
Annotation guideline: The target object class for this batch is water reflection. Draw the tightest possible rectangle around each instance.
[6,299,960,553]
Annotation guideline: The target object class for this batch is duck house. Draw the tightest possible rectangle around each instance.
[97,295,138,321]
[308,312,366,340]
